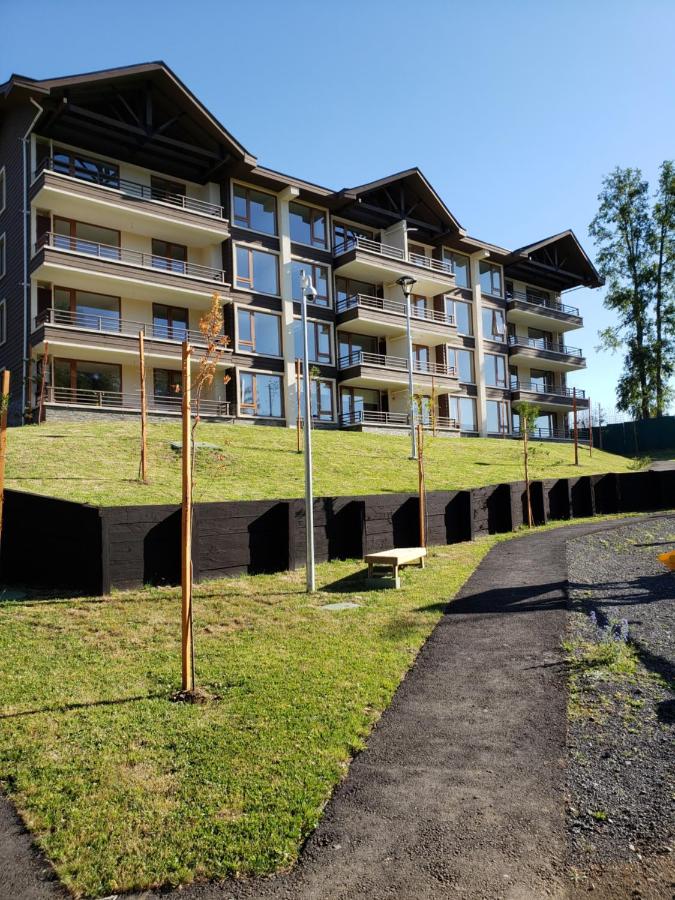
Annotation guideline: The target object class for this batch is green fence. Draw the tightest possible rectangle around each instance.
[594,416,675,456]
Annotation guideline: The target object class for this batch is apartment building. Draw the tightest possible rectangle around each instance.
[0,62,602,437]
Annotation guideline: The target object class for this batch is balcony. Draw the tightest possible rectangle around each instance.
[511,426,583,443]
[506,289,583,332]
[340,409,460,433]
[31,233,229,306]
[338,350,458,391]
[507,335,585,371]
[333,235,456,295]
[31,159,229,246]
[510,379,589,411]
[30,308,232,364]
[336,294,455,345]
[40,385,233,421]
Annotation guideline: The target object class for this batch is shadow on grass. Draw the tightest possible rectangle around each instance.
[0,691,168,720]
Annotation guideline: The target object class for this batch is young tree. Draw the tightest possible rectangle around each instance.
[513,401,540,528]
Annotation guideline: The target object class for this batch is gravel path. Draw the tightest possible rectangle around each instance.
[566,518,675,894]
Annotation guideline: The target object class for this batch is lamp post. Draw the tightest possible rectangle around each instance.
[300,269,317,592]
[397,275,418,459]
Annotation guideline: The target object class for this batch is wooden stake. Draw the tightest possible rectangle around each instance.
[295,358,302,453]
[0,371,10,546]
[588,397,593,458]
[573,388,579,466]
[417,423,427,548]
[139,331,148,484]
[181,342,194,693]
[38,342,49,424]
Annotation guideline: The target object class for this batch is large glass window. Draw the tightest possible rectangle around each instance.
[152,239,188,274]
[237,308,281,356]
[52,147,119,187]
[487,399,509,434]
[291,261,330,306]
[240,371,283,417]
[53,287,120,331]
[54,217,120,258]
[153,369,182,400]
[294,319,332,364]
[338,332,378,363]
[448,347,474,383]
[232,184,277,234]
[335,276,376,306]
[485,353,507,387]
[340,386,381,416]
[333,221,374,251]
[153,303,189,341]
[235,246,279,295]
[289,202,327,248]
[482,307,506,341]
[530,368,554,391]
[443,250,470,288]
[53,358,122,404]
[450,396,477,431]
[479,261,503,297]
[446,297,472,335]
[311,379,334,421]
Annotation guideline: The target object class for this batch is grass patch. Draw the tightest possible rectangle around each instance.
[5,421,634,506]
[0,539,497,897]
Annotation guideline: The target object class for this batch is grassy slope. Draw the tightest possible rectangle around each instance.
[6,421,634,506]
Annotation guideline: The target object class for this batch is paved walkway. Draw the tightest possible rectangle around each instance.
[1,519,648,900]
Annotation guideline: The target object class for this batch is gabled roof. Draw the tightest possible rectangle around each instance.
[504,229,603,290]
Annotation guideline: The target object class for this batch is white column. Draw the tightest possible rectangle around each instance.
[278,185,300,426]
[470,250,490,436]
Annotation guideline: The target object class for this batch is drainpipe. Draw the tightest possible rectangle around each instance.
[21,98,44,419]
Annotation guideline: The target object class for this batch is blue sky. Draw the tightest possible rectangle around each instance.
[3,0,674,416]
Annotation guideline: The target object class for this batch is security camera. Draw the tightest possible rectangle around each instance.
[300,270,318,299]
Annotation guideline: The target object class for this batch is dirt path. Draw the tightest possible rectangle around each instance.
[0,519,652,900]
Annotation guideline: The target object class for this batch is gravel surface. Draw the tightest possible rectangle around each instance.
[566,517,675,892]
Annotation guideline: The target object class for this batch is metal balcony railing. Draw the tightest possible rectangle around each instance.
[506,288,580,317]
[44,385,232,417]
[36,232,227,283]
[511,425,584,442]
[510,379,586,399]
[338,350,457,377]
[340,409,459,430]
[333,235,454,276]
[508,335,583,357]
[35,157,226,220]
[336,293,454,326]
[33,307,229,348]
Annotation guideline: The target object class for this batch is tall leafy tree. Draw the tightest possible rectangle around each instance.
[590,162,675,418]
[590,167,655,418]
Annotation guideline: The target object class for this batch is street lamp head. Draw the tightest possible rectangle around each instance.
[300,269,318,300]
[396,275,417,298]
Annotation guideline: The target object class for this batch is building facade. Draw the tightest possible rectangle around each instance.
[0,63,602,437]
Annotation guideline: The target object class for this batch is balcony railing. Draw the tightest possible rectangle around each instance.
[510,379,586,399]
[508,335,583,357]
[336,294,454,326]
[35,233,227,283]
[512,425,585,442]
[340,409,459,430]
[44,385,232,417]
[34,307,228,349]
[333,235,454,276]
[338,350,457,378]
[35,157,226,220]
[506,288,580,317]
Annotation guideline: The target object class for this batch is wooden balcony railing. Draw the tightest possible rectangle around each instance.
[336,293,455,326]
[35,233,227,283]
[44,385,232,417]
[338,350,457,377]
[35,157,226,219]
[333,235,454,276]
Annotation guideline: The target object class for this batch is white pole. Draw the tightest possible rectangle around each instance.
[300,271,316,593]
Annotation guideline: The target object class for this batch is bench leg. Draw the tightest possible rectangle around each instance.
[368,562,373,578]
[420,557,425,569]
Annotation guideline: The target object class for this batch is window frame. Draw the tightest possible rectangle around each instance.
[235,306,283,357]
[0,299,6,346]
[289,201,328,249]
[310,377,336,422]
[486,399,510,434]
[231,182,278,235]
[0,167,5,216]
[294,317,334,365]
[485,352,507,388]
[482,306,506,342]
[446,296,473,335]
[479,261,504,298]
[0,233,5,280]
[234,244,280,296]
[448,346,475,383]
[238,369,285,419]
[291,259,331,307]
[442,249,471,288]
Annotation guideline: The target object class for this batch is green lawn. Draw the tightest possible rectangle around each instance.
[6,421,634,506]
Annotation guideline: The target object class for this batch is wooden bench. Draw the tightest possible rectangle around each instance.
[364,547,427,589]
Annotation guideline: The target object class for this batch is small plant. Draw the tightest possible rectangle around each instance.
[589,809,608,822]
